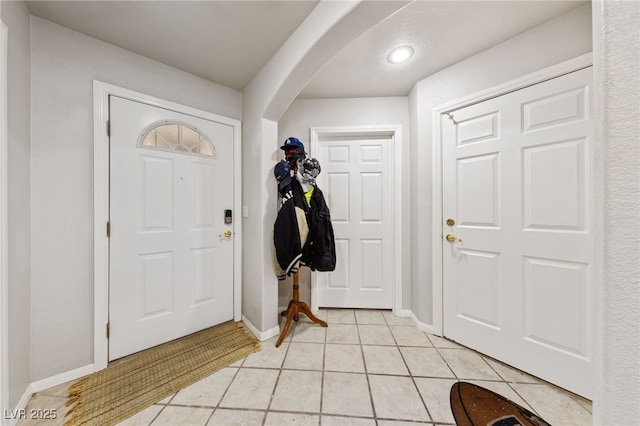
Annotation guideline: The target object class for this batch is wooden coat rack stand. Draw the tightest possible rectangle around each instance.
[275,270,328,347]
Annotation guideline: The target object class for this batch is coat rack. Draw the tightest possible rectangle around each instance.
[274,139,330,347]
[275,270,328,347]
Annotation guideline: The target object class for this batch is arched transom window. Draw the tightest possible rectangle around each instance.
[138,121,215,157]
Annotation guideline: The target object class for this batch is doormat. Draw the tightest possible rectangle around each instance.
[64,321,260,426]
[450,382,551,426]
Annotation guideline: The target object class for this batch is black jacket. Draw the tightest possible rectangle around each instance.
[273,178,309,279]
[273,177,337,278]
[301,185,336,272]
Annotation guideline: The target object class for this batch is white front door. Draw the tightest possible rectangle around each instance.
[442,67,593,398]
[315,136,394,309]
[109,96,235,360]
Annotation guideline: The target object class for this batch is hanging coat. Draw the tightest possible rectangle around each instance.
[273,178,309,280]
[301,185,336,272]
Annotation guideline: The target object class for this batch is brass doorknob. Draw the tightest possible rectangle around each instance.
[219,230,232,238]
[446,234,462,243]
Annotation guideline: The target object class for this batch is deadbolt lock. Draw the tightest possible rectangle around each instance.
[446,218,455,226]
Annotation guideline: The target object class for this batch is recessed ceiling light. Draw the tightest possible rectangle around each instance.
[387,45,414,64]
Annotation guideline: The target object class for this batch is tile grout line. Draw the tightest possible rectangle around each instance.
[207,360,245,426]
[261,314,298,425]
[389,316,436,424]
[356,311,379,422]
[22,309,592,425]
[318,311,328,425]
[145,386,177,425]
[426,335,461,383]
[480,355,541,416]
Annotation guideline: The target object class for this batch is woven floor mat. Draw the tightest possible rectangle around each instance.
[65,321,260,426]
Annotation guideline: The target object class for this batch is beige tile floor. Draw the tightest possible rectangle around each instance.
[20,309,592,425]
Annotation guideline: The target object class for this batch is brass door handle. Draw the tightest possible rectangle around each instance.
[219,230,232,238]
[446,234,462,243]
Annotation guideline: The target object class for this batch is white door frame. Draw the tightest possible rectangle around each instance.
[93,81,242,370]
[0,20,9,414]
[309,125,403,315]
[431,53,593,335]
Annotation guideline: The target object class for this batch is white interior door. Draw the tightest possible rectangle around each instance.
[442,67,593,398]
[109,96,235,360]
[315,136,394,309]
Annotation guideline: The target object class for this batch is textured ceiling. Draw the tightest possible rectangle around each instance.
[299,0,587,98]
[26,0,319,91]
[25,0,587,98]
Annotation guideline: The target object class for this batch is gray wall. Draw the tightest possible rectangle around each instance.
[277,97,411,309]
[1,0,32,408]
[409,4,592,325]
[29,16,242,381]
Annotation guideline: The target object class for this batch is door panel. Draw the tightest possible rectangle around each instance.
[457,153,500,227]
[361,239,383,290]
[522,87,587,132]
[109,96,234,360]
[328,172,350,222]
[456,248,501,329]
[140,156,174,230]
[139,252,173,317]
[316,137,393,309]
[442,67,593,398]
[523,139,586,230]
[523,256,589,357]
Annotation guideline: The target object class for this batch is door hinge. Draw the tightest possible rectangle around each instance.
[106,322,110,339]
[106,221,111,237]
[107,120,111,137]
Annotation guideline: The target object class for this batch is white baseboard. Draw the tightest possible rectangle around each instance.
[7,364,94,426]
[403,309,439,336]
[6,384,35,426]
[30,364,94,393]
[242,315,280,342]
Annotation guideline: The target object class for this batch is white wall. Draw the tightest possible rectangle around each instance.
[592,1,640,423]
[7,1,639,422]
[29,16,242,381]
[277,97,410,309]
[239,1,360,336]
[240,1,407,335]
[409,4,592,325]
[1,0,31,408]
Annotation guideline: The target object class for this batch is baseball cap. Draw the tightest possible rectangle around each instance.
[274,161,292,191]
[280,137,305,151]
